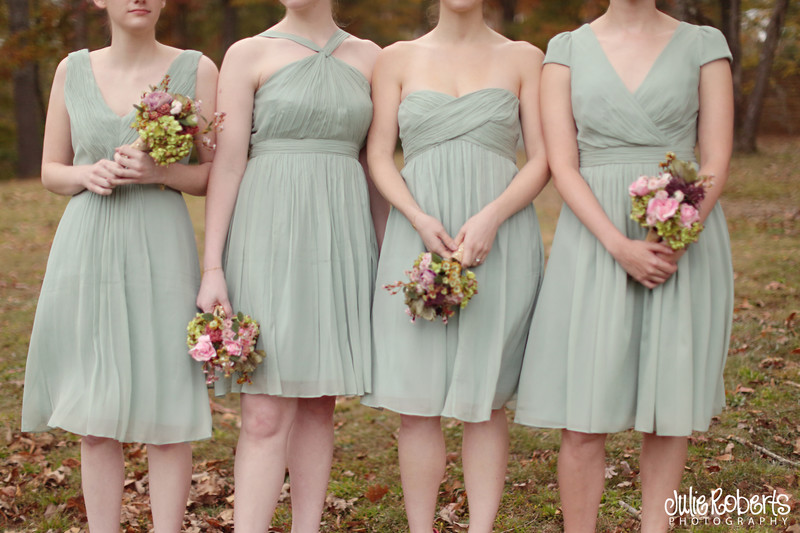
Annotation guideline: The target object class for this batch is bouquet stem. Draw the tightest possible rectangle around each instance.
[645,228,661,243]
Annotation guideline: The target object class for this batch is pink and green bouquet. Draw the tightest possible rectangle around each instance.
[131,75,225,165]
[186,305,264,385]
[384,250,478,324]
[629,152,713,250]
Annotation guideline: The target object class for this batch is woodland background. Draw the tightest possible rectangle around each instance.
[0,0,799,180]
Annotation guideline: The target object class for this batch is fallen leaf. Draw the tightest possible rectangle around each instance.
[365,484,389,503]
[604,465,617,479]
[735,384,755,394]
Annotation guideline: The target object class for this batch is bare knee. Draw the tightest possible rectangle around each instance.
[241,395,296,440]
[81,435,119,448]
[560,430,607,457]
[400,414,441,433]
[297,396,335,422]
[147,442,190,454]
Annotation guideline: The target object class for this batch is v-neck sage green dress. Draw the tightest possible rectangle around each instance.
[215,29,377,397]
[21,49,212,444]
[514,23,734,437]
[362,88,544,423]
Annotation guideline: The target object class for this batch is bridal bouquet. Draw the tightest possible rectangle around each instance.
[187,305,264,385]
[384,249,478,324]
[131,75,225,165]
[629,152,713,250]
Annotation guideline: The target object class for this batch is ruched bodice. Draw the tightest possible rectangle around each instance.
[515,23,734,436]
[568,23,715,166]
[249,29,371,159]
[364,87,543,423]
[398,88,520,163]
[218,28,377,397]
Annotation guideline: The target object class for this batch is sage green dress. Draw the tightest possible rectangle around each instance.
[22,49,212,444]
[362,88,544,423]
[514,23,734,436]
[215,29,377,397]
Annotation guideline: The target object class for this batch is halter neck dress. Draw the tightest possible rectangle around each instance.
[363,88,544,423]
[514,23,734,436]
[22,49,212,444]
[215,29,377,397]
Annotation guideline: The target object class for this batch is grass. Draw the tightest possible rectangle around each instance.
[0,137,799,532]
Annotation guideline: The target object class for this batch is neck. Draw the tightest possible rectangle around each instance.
[107,26,160,66]
[278,2,338,41]
[432,2,490,43]
[603,0,661,31]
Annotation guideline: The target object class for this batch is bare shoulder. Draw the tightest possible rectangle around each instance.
[52,56,70,83]
[342,34,381,57]
[222,35,271,63]
[502,39,544,64]
[197,54,219,78]
[376,40,418,69]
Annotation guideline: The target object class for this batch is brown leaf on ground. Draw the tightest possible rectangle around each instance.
[365,483,389,503]
[766,281,787,291]
[735,384,755,394]
[794,438,800,456]
[760,357,786,369]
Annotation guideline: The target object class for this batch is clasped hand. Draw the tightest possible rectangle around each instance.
[110,144,164,187]
[413,209,500,268]
[613,238,686,289]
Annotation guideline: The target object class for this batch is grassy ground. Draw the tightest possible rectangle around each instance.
[0,137,798,532]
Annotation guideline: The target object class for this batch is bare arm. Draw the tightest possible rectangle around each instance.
[196,40,261,314]
[695,58,733,221]
[111,56,220,196]
[40,58,125,196]
[540,62,676,289]
[366,45,457,258]
[454,44,551,267]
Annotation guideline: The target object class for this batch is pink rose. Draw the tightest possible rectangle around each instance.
[189,335,217,362]
[679,204,700,228]
[420,269,436,290]
[654,190,669,201]
[628,176,651,197]
[142,91,172,112]
[648,174,671,191]
[419,253,432,270]
[224,340,243,357]
[646,197,680,223]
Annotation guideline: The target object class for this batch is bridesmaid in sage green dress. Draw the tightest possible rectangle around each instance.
[21,0,218,530]
[195,1,386,531]
[513,1,734,531]
[362,1,548,531]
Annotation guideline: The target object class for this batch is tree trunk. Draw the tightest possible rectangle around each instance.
[70,0,88,50]
[7,0,44,178]
[737,0,791,153]
[720,0,744,133]
[222,0,238,54]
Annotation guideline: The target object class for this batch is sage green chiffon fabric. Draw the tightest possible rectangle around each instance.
[22,50,212,444]
[514,23,734,436]
[362,89,544,423]
[215,29,377,397]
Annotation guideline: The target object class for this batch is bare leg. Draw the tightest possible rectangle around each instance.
[640,433,688,533]
[461,409,508,533]
[398,415,445,533]
[81,435,124,533]
[558,430,607,533]
[287,396,336,533]
[234,394,298,533]
[147,442,192,532]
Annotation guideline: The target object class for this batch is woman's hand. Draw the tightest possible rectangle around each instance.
[196,270,233,316]
[658,246,687,265]
[110,144,165,187]
[454,208,501,267]
[611,238,678,289]
[81,159,125,195]
[413,213,458,259]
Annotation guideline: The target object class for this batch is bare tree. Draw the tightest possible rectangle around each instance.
[7,0,44,178]
[737,0,792,152]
